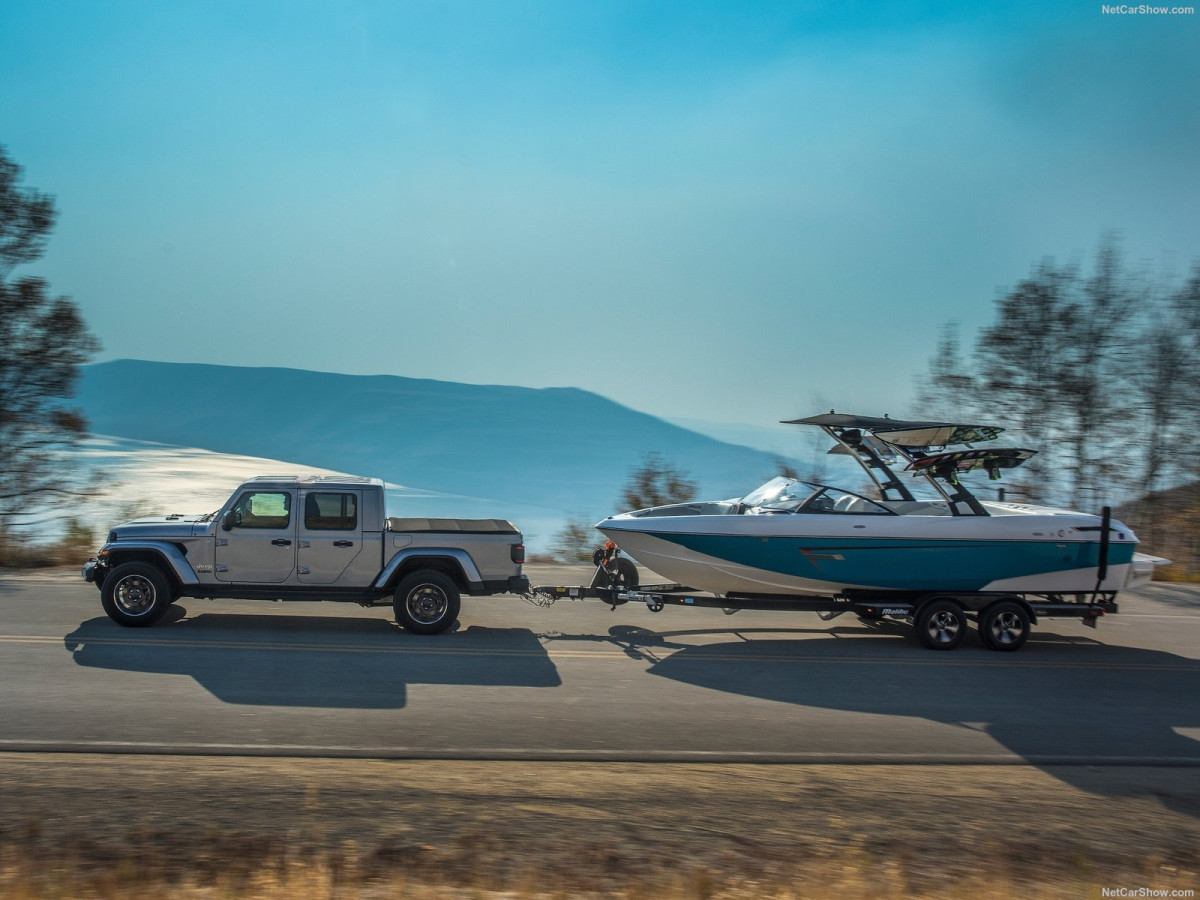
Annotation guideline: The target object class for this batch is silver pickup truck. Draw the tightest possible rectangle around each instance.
[82,475,529,633]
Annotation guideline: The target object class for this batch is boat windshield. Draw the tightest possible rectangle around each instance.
[739,477,821,511]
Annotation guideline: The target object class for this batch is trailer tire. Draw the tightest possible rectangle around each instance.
[915,597,967,650]
[979,600,1031,652]
[101,562,173,627]
[393,570,460,635]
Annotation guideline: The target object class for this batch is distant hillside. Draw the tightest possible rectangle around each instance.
[78,360,797,524]
[1117,481,1200,580]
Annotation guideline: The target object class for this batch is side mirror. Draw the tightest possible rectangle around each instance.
[222,510,234,531]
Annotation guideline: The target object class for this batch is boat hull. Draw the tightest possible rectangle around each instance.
[597,512,1138,596]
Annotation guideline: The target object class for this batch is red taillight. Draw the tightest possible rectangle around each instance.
[511,543,525,564]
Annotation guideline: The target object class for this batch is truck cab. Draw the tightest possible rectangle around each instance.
[214,476,385,585]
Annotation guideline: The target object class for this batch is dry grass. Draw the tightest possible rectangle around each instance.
[0,523,96,569]
[1156,565,1200,584]
[1,756,1198,899]
[0,835,1195,899]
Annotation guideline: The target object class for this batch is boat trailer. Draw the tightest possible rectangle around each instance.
[531,543,1119,652]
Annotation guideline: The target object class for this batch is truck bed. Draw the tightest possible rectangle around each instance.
[385,517,519,534]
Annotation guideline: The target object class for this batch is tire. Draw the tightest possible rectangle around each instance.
[914,597,967,650]
[978,600,1031,652]
[100,562,173,627]
[590,556,639,591]
[393,569,461,635]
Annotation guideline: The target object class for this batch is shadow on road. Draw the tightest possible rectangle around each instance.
[569,621,1200,816]
[63,607,560,708]
[1128,583,1200,612]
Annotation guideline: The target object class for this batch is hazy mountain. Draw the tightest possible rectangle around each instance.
[78,360,799,536]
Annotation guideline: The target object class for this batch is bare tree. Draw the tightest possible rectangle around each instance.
[0,151,55,279]
[1168,266,1200,480]
[913,322,978,421]
[619,452,696,511]
[773,457,801,480]
[549,515,600,564]
[1056,236,1141,507]
[1133,315,1189,497]
[920,238,1200,572]
[972,260,1079,500]
[920,237,1154,508]
[0,145,100,533]
[1127,267,1200,554]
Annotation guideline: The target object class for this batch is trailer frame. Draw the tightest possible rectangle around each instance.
[531,547,1119,652]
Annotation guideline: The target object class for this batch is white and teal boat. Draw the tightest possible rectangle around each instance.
[597,413,1155,599]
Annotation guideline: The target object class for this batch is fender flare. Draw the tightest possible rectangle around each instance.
[374,548,483,591]
[103,541,200,586]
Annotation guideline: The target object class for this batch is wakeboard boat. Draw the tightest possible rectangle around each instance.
[597,413,1155,599]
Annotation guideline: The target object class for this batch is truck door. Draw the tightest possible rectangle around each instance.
[214,489,297,583]
[298,490,364,584]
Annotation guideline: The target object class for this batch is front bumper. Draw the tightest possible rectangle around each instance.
[82,558,105,586]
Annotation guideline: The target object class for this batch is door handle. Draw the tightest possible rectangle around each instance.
[271,539,292,546]
[333,540,354,548]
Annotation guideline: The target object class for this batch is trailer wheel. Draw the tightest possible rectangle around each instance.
[979,600,1031,652]
[915,598,967,650]
[101,562,172,627]
[393,570,460,635]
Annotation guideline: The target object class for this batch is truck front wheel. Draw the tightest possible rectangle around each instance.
[393,570,461,635]
[101,562,172,627]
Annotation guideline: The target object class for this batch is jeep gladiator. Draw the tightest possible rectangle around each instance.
[83,475,529,633]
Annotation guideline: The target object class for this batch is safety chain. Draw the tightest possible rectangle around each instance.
[521,589,558,608]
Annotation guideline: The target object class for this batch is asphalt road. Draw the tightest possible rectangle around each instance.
[1,565,1198,765]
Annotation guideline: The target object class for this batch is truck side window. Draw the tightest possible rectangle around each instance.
[304,492,358,531]
[231,491,291,529]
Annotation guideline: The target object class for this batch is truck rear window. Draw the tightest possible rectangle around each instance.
[304,492,358,531]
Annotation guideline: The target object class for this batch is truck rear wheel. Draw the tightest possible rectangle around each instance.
[979,600,1031,651]
[101,562,172,627]
[914,597,967,650]
[393,570,460,635]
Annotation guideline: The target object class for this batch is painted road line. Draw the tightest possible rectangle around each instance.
[0,739,1198,765]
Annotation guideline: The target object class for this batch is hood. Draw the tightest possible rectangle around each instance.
[109,514,215,540]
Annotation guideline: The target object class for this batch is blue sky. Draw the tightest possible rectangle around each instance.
[3,1,1198,427]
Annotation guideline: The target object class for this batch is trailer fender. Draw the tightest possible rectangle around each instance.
[979,594,1037,624]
